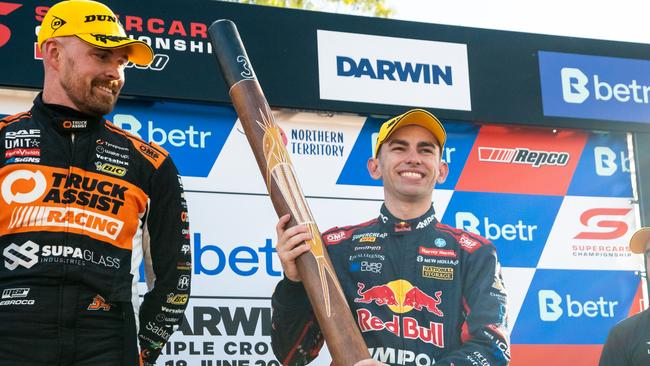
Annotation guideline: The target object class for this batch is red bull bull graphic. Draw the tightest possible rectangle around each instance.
[403,288,443,316]
[355,282,398,306]
[355,280,445,347]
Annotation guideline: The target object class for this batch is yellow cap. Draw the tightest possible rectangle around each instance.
[374,109,446,158]
[37,0,153,66]
[629,227,650,254]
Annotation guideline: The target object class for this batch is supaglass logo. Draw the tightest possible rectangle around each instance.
[318,30,471,110]
[539,51,650,123]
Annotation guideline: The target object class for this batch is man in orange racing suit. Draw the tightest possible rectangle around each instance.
[0,1,191,365]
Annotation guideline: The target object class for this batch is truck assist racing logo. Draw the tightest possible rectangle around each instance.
[1,166,147,248]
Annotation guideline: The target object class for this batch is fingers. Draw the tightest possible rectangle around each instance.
[276,214,291,237]
[275,214,313,282]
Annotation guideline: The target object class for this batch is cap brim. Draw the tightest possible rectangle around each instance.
[76,34,154,66]
[629,227,650,254]
[382,109,446,153]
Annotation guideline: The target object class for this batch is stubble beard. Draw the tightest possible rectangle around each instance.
[60,59,119,117]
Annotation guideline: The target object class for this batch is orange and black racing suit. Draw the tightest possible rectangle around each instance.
[0,95,191,365]
[271,204,510,366]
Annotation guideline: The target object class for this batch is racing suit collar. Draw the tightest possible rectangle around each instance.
[32,93,104,133]
[378,204,438,233]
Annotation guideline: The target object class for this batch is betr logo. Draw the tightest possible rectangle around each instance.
[455,211,537,241]
[561,68,589,104]
[113,114,211,148]
[538,289,618,322]
[594,146,630,176]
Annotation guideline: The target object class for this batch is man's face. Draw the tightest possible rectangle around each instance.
[368,124,448,205]
[56,37,128,116]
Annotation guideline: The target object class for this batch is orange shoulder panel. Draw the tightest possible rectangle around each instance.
[0,111,31,131]
[104,121,169,169]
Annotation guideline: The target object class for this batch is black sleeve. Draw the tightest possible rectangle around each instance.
[138,157,192,364]
[598,322,627,366]
[271,277,325,365]
[438,244,511,365]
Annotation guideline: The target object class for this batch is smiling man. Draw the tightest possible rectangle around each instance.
[271,109,510,365]
[0,1,191,365]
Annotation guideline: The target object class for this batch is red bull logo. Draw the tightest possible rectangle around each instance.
[355,282,398,306]
[355,280,444,316]
[403,288,443,316]
[357,309,445,348]
[354,279,445,347]
[395,222,412,232]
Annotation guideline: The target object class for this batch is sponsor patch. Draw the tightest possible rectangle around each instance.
[95,162,127,177]
[0,287,34,306]
[418,246,457,258]
[323,228,355,245]
[422,265,454,280]
[459,234,481,253]
[395,222,411,232]
[6,157,41,164]
[5,148,40,158]
[2,287,29,299]
[87,294,112,311]
[166,293,189,305]
[177,275,190,290]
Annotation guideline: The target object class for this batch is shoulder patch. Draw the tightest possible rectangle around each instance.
[104,121,169,169]
[0,111,31,131]
[321,218,379,246]
[436,222,492,254]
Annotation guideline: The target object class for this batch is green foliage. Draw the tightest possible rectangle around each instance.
[226,0,394,18]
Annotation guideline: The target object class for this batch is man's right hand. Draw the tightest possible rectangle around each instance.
[275,214,313,282]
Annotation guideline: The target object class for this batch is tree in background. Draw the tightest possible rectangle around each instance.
[223,0,394,17]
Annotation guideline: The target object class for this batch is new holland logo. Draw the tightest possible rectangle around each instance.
[95,162,127,177]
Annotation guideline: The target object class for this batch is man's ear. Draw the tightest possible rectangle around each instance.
[42,39,63,70]
[367,157,382,180]
[437,161,449,184]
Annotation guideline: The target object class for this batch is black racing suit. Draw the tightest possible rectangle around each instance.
[0,95,191,365]
[271,205,510,366]
[599,308,650,366]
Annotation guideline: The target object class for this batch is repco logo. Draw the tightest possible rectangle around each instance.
[1,170,47,204]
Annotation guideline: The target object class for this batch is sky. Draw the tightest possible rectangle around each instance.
[383,0,650,45]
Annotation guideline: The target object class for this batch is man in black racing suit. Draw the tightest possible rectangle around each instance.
[0,1,191,365]
[271,109,509,365]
